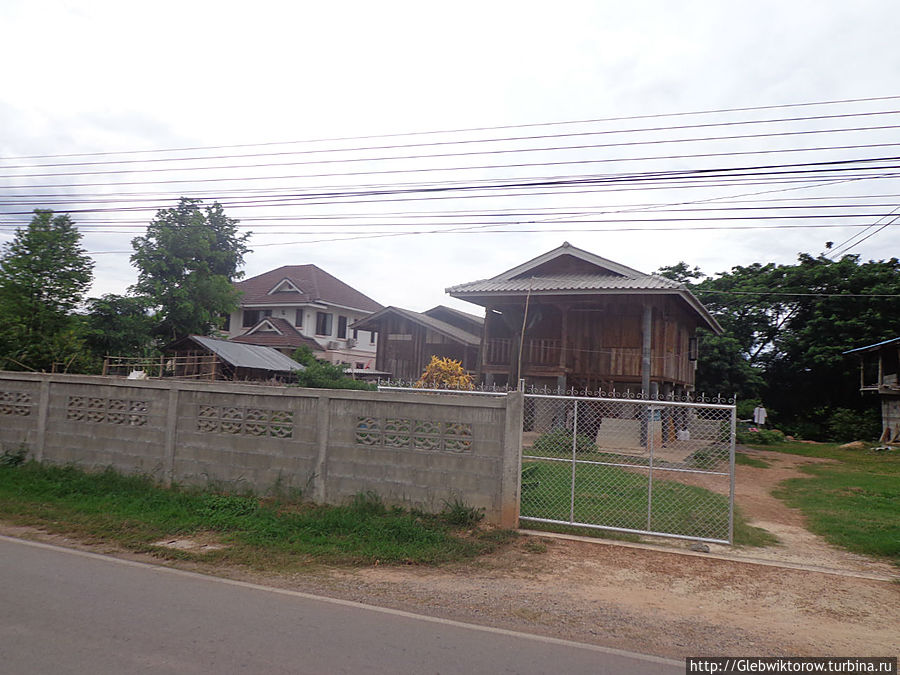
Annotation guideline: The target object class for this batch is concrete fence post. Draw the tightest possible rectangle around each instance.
[312,393,331,503]
[34,378,51,462]
[499,390,524,528]
[163,381,180,485]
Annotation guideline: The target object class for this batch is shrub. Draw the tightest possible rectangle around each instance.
[826,407,881,442]
[415,356,474,390]
[291,346,376,391]
[781,406,882,442]
[736,428,786,445]
[531,429,597,454]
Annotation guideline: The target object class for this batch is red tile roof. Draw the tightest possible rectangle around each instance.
[236,265,382,312]
[231,317,324,351]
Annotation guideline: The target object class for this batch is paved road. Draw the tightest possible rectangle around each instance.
[0,535,681,674]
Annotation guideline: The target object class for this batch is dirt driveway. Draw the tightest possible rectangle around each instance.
[2,449,897,659]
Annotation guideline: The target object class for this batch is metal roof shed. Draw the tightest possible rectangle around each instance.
[165,335,305,382]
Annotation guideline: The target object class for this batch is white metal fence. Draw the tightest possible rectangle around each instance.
[377,381,736,544]
[522,393,735,544]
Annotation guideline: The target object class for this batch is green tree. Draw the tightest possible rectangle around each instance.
[130,198,250,342]
[658,262,765,400]
[82,294,156,359]
[0,210,94,371]
[656,261,704,284]
[683,254,900,438]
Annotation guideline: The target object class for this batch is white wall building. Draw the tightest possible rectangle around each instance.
[224,265,382,368]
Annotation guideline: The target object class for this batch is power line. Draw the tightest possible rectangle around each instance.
[828,210,900,257]
[5,110,900,172]
[699,289,900,298]
[5,125,900,180]
[5,93,900,162]
[3,153,899,191]
[66,219,900,253]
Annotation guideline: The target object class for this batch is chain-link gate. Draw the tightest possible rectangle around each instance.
[521,394,735,544]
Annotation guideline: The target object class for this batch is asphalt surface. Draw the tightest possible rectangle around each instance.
[0,535,682,674]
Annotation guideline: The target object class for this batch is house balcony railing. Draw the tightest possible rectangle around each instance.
[484,338,561,367]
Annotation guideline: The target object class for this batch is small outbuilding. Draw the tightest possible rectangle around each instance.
[164,335,305,382]
[844,336,900,444]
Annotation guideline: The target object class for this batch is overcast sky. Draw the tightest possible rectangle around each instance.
[2,0,899,313]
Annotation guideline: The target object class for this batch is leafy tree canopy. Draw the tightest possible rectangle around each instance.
[131,198,250,342]
[0,210,94,371]
[661,253,900,439]
[82,294,156,359]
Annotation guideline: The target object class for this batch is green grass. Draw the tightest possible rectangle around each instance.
[0,462,515,568]
[735,452,771,468]
[757,441,899,565]
[520,459,771,546]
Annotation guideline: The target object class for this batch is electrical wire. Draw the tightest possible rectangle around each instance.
[4,93,900,161]
[4,114,900,173]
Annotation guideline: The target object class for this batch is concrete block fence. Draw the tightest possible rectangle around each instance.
[0,372,524,527]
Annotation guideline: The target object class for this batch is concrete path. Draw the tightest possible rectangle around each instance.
[0,535,680,674]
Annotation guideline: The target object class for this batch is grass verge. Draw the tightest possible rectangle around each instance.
[520,460,773,547]
[753,441,899,565]
[0,462,515,568]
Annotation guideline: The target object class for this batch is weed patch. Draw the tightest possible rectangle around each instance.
[0,462,515,568]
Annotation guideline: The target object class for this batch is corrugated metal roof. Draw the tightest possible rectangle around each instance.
[447,273,682,294]
[843,336,900,354]
[445,243,722,334]
[189,336,306,372]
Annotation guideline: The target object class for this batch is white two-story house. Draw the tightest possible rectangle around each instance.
[223,265,382,368]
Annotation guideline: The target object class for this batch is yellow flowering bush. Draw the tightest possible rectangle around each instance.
[415,356,474,390]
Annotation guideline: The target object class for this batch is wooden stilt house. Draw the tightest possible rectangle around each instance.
[446,242,723,397]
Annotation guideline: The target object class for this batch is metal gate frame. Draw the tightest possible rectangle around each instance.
[520,393,736,545]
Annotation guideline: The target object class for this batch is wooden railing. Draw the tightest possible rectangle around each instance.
[485,338,511,365]
[484,338,560,367]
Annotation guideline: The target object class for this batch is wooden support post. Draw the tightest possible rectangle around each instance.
[641,303,652,398]
[559,303,568,370]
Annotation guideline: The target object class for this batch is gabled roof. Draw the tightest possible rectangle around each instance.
[167,335,306,372]
[267,278,303,294]
[423,305,484,329]
[446,242,723,334]
[236,265,383,313]
[351,306,481,346]
[231,317,323,351]
[491,242,646,281]
[844,336,900,354]
[243,318,286,335]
